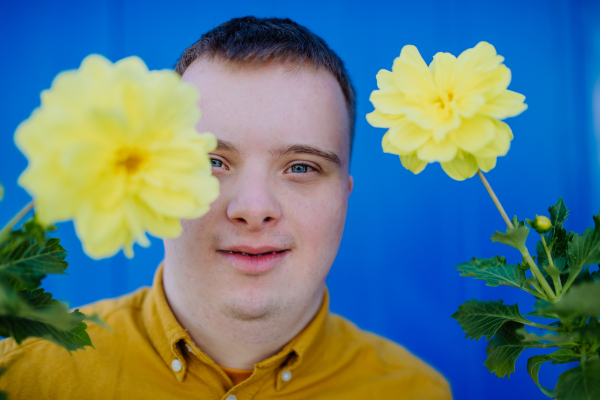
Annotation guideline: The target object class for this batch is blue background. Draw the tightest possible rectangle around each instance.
[1,0,600,398]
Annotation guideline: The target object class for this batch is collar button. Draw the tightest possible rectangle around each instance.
[171,359,182,372]
[281,370,292,382]
[226,395,237,400]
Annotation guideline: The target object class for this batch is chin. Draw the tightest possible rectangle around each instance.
[220,286,292,322]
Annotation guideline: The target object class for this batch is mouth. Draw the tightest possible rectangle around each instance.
[217,248,290,274]
[219,249,287,257]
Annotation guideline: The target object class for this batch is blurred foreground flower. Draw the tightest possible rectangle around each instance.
[367,41,527,180]
[15,55,219,258]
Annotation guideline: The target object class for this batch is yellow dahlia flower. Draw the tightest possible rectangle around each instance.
[15,55,219,259]
[367,41,527,180]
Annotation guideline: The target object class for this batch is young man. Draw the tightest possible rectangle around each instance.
[0,17,452,399]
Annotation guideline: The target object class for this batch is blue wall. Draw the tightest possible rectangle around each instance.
[1,1,599,398]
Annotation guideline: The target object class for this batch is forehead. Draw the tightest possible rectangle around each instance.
[181,58,350,162]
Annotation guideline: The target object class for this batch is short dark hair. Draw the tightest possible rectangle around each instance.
[175,16,355,154]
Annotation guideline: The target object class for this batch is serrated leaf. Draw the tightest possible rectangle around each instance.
[485,321,550,378]
[452,299,531,341]
[549,347,580,364]
[556,359,600,400]
[527,355,556,398]
[550,198,569,227]
[0,280,92,352]
[456,256,526,288]
[491,217,529,250]
[568,214,600,277]
[537,199,572,274]
[548,282,600,318]
[0,222,68,290]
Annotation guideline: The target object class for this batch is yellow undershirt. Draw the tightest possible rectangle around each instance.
[220,365,254,386]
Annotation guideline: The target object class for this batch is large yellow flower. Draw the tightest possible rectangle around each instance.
[15,55,219,258]
[367,42,527,180]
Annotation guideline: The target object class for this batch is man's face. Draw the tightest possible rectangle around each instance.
[164,59,352,322]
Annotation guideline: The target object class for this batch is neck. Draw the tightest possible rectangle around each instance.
[162,265,324,370]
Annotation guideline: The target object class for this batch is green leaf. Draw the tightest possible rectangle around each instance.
[568,213,600,277]
[591,268,600,283]
[491,217,529,250]
[0,280,93,352]
[549,347,580,365]
[516,327,573,345]
[556,359,600,400]
[527,355,556,398]
[537,199,572,275]
[549,198,569,228]
[456,256,526,288]
[0,220,68,291]
[485,321,549,378]
[452,299,531,341]
[548,281,600,318]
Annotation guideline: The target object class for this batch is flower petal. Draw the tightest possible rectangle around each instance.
[376,69,396,90]
[441,151,479,181]
[476,156,497,172]
[448,115,495,153]
[471,119,513,158]
[385,119,432,153]
[429,52,457,92]
[452,42,504,85]
[366,110,401,128]
[401,106,436,130]
[392,45,437,99]
[400,154,428,174]
[417,137,458,162]
[455,93,485,117]
[369,90,409,114]
[479,90,528,119]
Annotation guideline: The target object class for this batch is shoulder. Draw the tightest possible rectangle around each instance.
[325,312,452,398]
[0,287,151,396]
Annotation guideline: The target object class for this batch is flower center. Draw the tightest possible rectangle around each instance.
[114,147,147,175]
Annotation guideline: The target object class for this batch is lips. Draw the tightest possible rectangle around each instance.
[217,246,290,274]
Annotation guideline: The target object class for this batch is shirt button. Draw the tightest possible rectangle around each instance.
[226,395,237,400]
[185,343,193,353]
[281,370,292,382]
[171,359,182,372]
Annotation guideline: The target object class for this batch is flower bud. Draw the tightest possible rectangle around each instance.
[526,215,552,234]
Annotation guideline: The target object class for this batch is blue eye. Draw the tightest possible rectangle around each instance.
[290,164,309,173]
[211,159,223,168]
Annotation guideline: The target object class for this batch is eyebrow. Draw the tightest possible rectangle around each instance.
[216,139,239,153]
[215,139,342,167]
[272,144,342,167]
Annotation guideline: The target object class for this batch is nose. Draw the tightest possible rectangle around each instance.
[226,170,282,230]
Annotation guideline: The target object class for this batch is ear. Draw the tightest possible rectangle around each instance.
[348,175,354,194]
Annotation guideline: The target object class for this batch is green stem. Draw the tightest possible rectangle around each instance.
[541,234,562,293]
[520,246,557,302]
[477,170,514,229]
[0,201,34,243]
[522,320,560,332]
[559,273,579,302]
[521,286,548,301]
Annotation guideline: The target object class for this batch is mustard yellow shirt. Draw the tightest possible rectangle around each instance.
[0,264,452,399]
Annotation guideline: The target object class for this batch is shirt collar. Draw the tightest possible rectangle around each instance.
[142,263,331,383]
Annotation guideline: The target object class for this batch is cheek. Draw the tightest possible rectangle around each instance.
[288,182,348,262]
